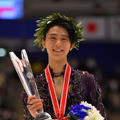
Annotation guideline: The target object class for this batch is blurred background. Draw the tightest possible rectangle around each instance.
[0,0,120,120]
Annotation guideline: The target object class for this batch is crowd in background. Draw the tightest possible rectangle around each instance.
[0,53,120,120]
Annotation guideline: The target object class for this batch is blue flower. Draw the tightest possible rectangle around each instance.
[69,104,91,120]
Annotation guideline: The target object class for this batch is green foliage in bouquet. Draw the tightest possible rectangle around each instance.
[67,113,79,120]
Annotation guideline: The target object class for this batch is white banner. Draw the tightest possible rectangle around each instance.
[109,16,120,40]
[76,17,106,40]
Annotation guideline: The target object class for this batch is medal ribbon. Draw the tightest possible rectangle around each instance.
[45,63,71,119]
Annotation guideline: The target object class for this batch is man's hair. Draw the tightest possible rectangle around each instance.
[43,18,76,45]
[34,13,84,50]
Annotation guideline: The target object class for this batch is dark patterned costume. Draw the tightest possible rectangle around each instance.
[21,67,106,119]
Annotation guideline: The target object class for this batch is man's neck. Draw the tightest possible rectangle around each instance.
[48,59,67,73]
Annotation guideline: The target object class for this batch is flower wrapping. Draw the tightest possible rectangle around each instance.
[67,101,104,120]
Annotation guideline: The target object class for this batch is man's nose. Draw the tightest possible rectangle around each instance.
[55,39,62,47]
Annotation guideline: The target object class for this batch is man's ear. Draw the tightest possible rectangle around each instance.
[70,43,75,51]
[42,39,46,48]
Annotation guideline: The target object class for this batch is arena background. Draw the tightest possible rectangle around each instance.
[0,0,120,120]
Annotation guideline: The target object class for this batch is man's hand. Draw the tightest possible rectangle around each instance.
[27,96,43,118]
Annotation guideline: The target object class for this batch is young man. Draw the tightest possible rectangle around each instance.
[21,13,106,120]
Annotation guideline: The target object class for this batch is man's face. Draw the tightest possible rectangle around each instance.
[42,26,74,61]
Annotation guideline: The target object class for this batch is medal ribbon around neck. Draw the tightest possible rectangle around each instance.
[45,63,71,119]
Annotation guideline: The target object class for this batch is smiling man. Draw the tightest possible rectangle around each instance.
[21,13,106,120]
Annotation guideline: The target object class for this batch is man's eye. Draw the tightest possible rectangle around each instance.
[62,38,67,41]
[50,37,56,39]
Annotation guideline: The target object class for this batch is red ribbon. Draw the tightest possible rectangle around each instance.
[53,118,68,120]
[45,63,71,119]
[59,118,68,120]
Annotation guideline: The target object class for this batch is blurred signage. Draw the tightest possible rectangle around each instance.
[0,0,24,19]
[109,16,120,40]
[76,17,106,40]
[0,16,120,41]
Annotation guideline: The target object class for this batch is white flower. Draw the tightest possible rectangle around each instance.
[80,101,104,120]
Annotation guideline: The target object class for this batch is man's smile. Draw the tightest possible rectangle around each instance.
[53,49,64,52]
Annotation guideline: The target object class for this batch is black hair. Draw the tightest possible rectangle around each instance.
[43,17,76,45]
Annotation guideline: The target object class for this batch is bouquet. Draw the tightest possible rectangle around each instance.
[67,101,104,120]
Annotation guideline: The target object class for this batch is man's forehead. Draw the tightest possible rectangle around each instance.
[48,33,69,37]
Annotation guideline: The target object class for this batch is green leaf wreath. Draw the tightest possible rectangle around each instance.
[34,13,85,51]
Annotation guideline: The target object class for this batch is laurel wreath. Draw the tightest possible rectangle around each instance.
[34,13,85,51]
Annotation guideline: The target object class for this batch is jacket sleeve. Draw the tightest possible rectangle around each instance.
[20,90,34,120]
[85,72,107,119]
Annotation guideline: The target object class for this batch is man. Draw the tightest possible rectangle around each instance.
[21,13,106,120]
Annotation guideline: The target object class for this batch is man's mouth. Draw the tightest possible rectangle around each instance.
[53,49,64,52]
